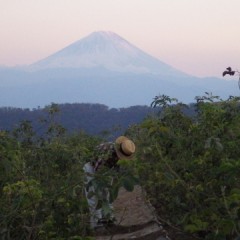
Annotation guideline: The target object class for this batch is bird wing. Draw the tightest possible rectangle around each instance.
[222,71,229,77]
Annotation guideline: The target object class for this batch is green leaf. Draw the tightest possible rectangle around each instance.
[102,201,112,217]
[117,159,130,167]
[122,178,134,192]
[109,184,120,203]
[184,224,201,233]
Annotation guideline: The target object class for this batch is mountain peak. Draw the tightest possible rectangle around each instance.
[70,30,135,54]
[89,31,123,39]
[30,31,182,76]
[87,31,134,46]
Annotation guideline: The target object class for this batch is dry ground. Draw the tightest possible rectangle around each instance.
[94,185,198,240]
[94,185,169,240]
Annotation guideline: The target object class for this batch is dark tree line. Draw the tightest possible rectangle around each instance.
[0,103,157,138]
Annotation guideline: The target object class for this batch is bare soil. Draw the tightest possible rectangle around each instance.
[113,185,157,226]
[94,185,198,240]
[94,185,169,240]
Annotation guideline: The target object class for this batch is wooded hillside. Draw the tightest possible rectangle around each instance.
[0,103,155,138]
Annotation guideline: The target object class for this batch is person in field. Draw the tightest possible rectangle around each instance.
[83,136,136,229]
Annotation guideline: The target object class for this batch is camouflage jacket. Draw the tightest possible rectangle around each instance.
[92,142,119,172]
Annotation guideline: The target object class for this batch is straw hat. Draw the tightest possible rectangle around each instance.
[115,136,136,160]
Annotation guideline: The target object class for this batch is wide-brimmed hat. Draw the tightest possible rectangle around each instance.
[115,136,136,160]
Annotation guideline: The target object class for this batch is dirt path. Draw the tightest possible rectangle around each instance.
[94,185,200,240]
[113,185,157,225]
[94,185,169,240]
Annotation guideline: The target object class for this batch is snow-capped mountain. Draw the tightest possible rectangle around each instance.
[0,31,238,109]
[30,31,184,76]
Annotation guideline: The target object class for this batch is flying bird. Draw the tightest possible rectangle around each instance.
[222,67,235,77]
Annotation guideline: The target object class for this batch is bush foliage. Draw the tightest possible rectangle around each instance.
[0,105,99,239]
[0,104,137,239]
[1,94,240,239]
[133,93,240,239]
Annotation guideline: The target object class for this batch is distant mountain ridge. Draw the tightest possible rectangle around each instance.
[0,31,239,109]
[0,103,155,137]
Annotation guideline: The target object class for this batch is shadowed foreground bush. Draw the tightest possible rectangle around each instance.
[133,94,240,240]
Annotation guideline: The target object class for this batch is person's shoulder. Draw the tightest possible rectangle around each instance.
[96,142,115,152]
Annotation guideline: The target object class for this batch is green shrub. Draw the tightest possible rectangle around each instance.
[0,106,98,239]
[134,94,240,239]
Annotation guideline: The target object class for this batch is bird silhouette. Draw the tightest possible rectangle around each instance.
[222,67,235,77]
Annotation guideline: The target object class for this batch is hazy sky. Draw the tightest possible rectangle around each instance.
[1,0,240,77]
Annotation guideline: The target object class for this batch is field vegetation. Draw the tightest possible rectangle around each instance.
[1,93,240,239]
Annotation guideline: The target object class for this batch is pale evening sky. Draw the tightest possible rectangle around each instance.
[0,0,240,77]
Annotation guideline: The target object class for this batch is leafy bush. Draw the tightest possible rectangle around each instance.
[0,103,138,239]
[133,94,240,239]
[0,105,98,239]
[3,95,240,239]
